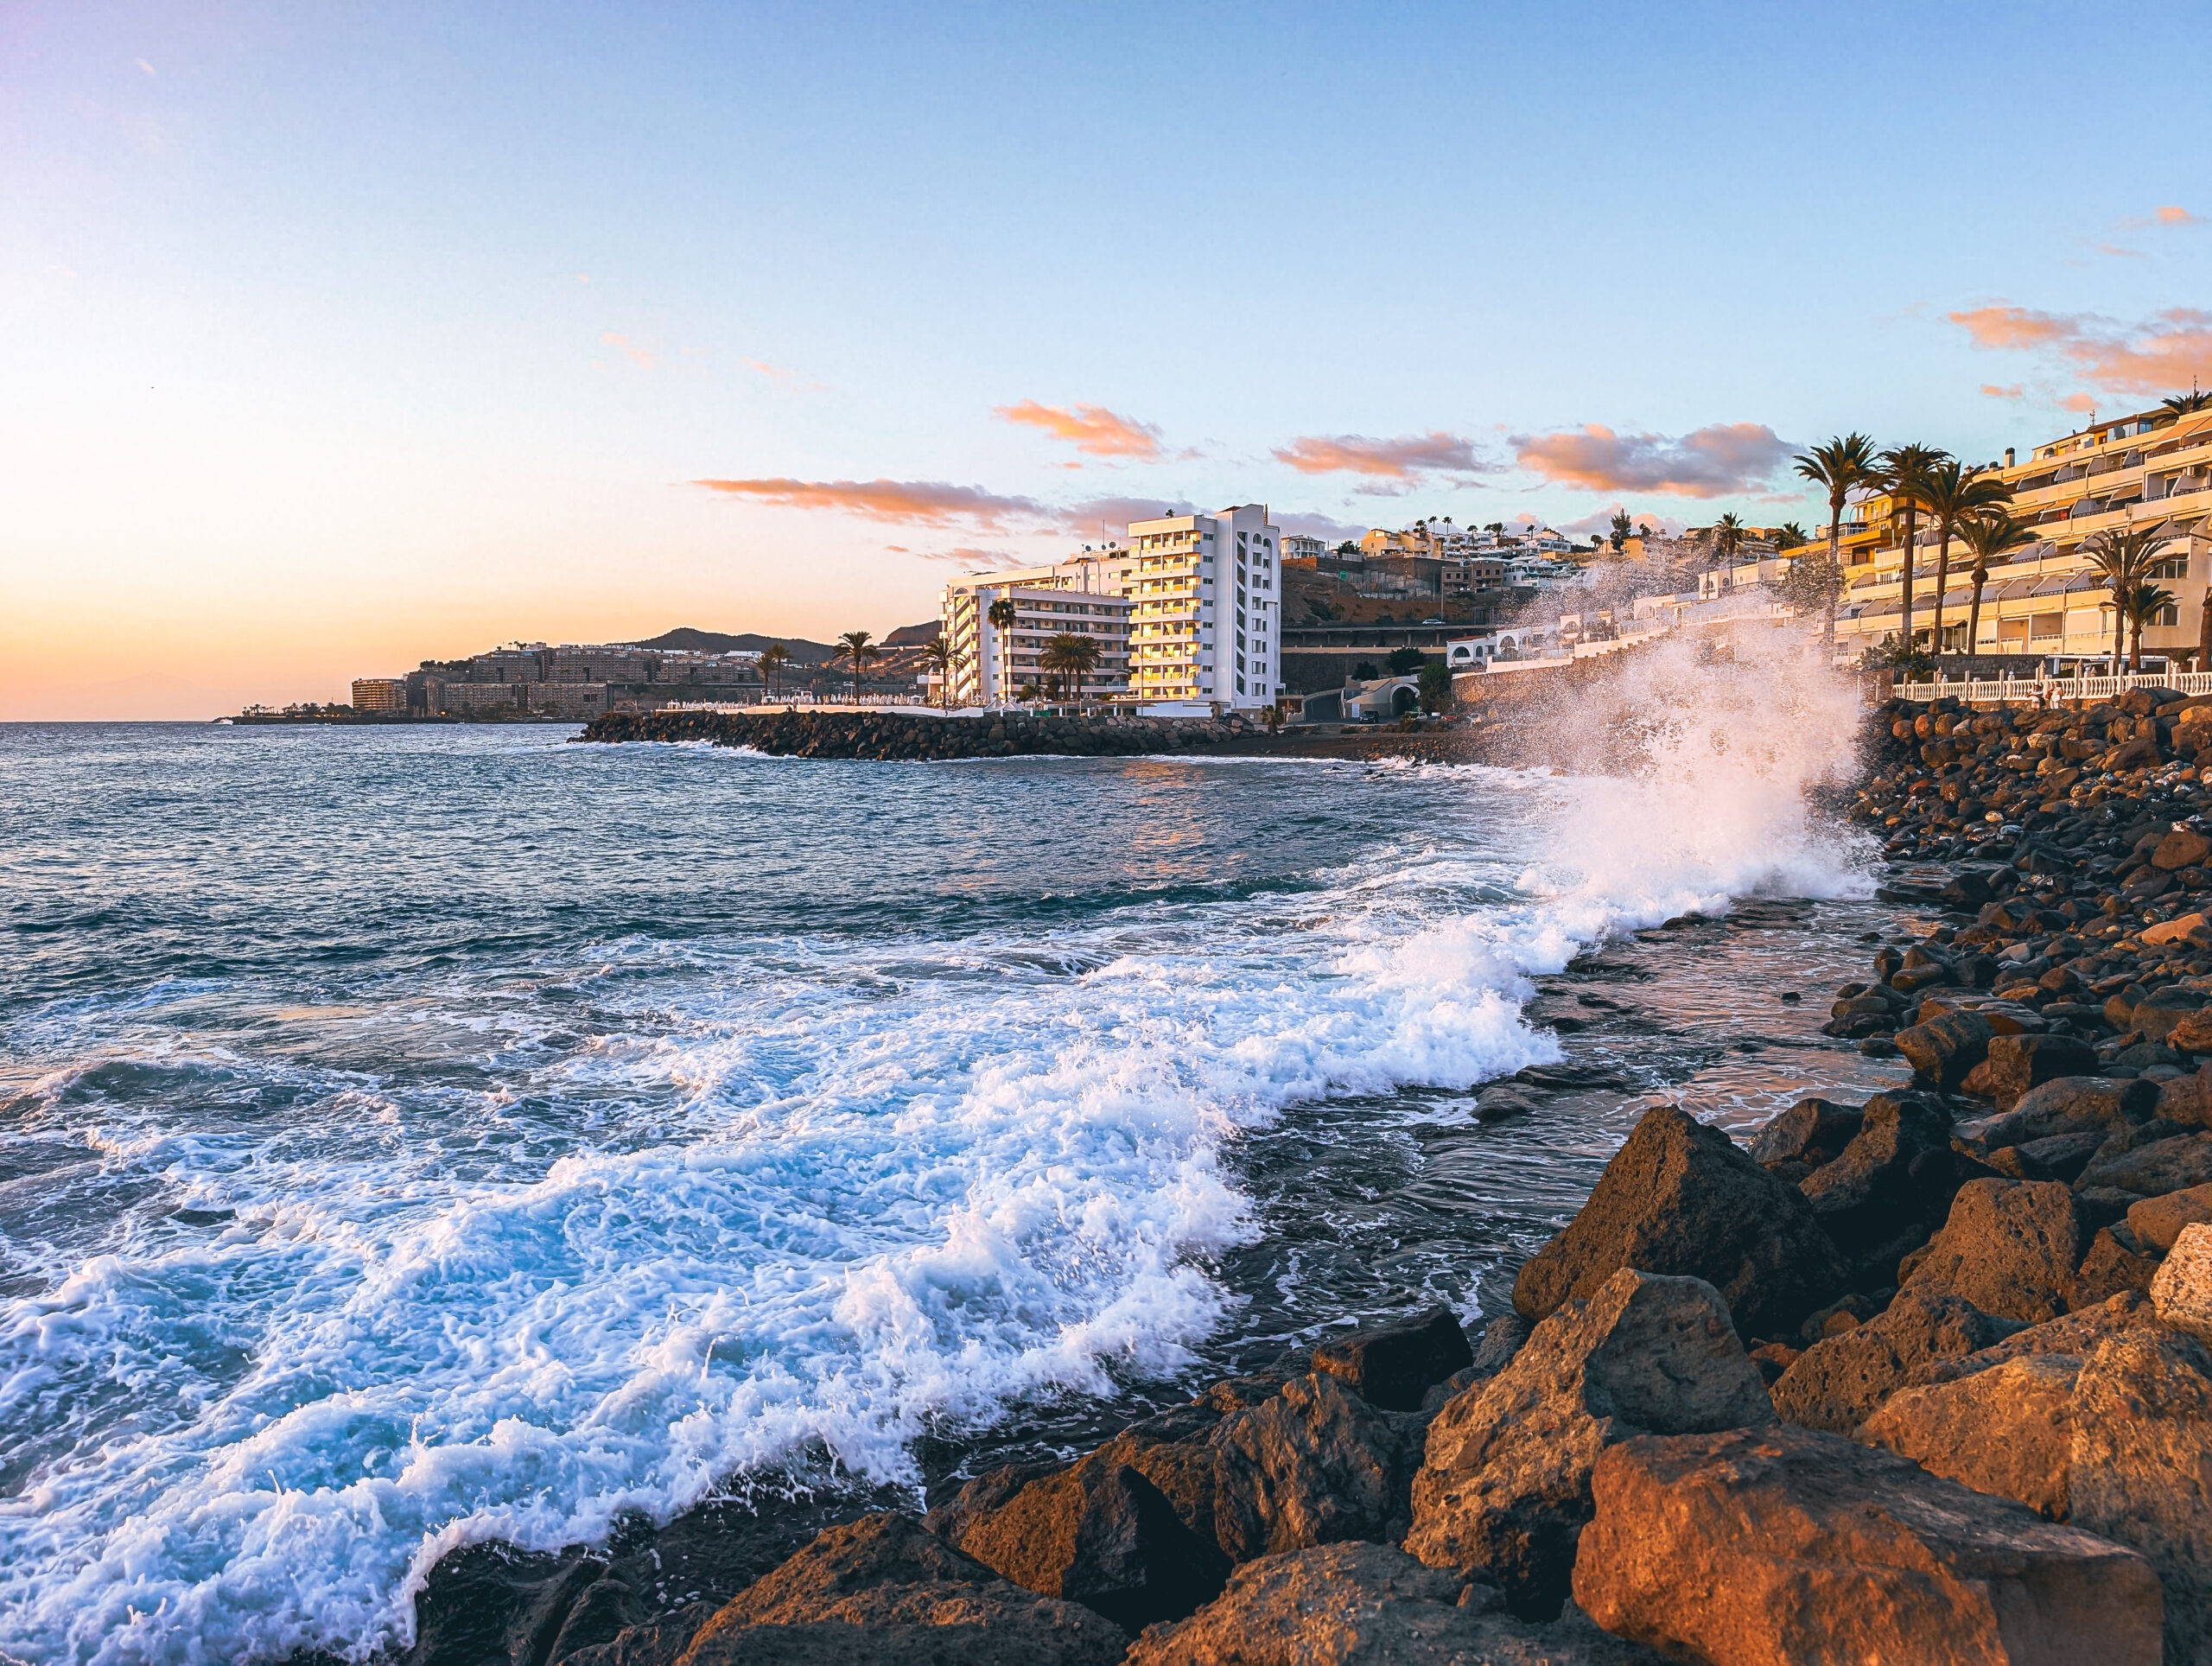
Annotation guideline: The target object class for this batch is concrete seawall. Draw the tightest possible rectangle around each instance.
[579,707,1281,760]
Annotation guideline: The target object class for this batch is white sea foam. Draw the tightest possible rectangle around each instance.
[0,633,1874,1663]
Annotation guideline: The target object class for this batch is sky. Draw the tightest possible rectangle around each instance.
[4,2,2209,717]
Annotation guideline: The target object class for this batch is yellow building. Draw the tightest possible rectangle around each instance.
[1832,404,2212,667]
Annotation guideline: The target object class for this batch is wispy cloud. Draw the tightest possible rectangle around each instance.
[1271,431,1490,481]
[2119,206,2206,230]
[694,478,1048,531]
[2098,243,2147,259]
[135,57,156,75]
[906,545,1020,567]
[2061,392,2100,414]
[601,331,654,369]
[1510,422,1794,499]
[1276,511,1370,544]
[1980,384,2024,399]
[1948,303,2212,395]
[995,401,1167,460]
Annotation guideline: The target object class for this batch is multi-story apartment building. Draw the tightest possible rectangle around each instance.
[351,677,406,712]
[1125,505,1282,708]
[1831,404,2212,666]
[940,551,1137,706]
[936,504,1285,710]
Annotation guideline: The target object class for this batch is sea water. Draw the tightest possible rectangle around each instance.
[0,656,1880,1662]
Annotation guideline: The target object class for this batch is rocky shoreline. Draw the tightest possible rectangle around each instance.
[381,691,2212,1665]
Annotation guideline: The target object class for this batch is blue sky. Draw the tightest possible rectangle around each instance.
[4,1,2209,715]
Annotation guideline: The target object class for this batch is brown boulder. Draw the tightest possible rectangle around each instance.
[2153,827,2212,870]
[1745,1097,1864,1168]
[1901,1178,2084,1324]
[1908,1290,2158,1387]
[673,1514,1128,1666]
[1121,1541,1666,1665]
[2070,1226,2162,1308]
[1405,1269,1770,1617]
[1310,1307,1472,1412]
[2068,1328,2212,1665]
[1571,1426,2164,1666]
[1511,1104,1846,1341]
[1205,1371,1420,1565]
[1859,1353,2082,1517]
[2080,1129,2212,1197]
[1894,1009,1993,1091]
[1769,1287,2020,1433]
[2129,1181,2212,1252]
[1796,1092,1951,1267]
[1980,1033,2100,1109]
[2152,1221,2212,1341]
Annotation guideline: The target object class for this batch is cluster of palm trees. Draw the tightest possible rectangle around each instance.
[1788,428,2184,676]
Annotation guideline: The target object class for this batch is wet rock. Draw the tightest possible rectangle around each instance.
[1571,1426,2164,1666]
[1769,1287,2020,1433]
[2132,986,2206,1044]
[2127,1181,2212,1251]
[1980,1033,2100,1110]
[1120,1542,1666,1666]
[1894,1009,1993,1092]
[2153,827,2212,870]
[1859,1352,2082,1517]
[1745,1097,1864,1169]
[1796,1092,1951,1269]
[1954,1074,2157,1151]
[2153,1222,2212,1341]
[1901,1178,2085,1324]
[673,1514,1128,1666]
[1205,1371,1420,1566]
[1310,1307,1473,1413]
[2068,1327,2212,1665]
[956,1461,1229,1629]
[1405,1269,1770,1618]
[1511,1104,1846,1342]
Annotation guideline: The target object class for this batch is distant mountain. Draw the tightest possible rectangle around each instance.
[626,625,938,661]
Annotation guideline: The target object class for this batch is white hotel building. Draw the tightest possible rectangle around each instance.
[938,504,1284,712]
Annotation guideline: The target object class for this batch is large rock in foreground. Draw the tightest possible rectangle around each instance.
[1571,1427,2164,1666]
[1902,1177,2084,1323]
[672,1514,1128,1666]
[1405,1269,1771,1618]
[1122,1541,1666,1665]
[1512,1105,1846,1341]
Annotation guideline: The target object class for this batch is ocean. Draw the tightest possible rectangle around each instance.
[0,677,1895,1662]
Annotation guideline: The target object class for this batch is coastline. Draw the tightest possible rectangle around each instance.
[367,688,2212,1664]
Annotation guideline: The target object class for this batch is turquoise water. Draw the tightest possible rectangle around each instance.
[0,720,1877,1662]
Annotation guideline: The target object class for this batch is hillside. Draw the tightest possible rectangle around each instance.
[626,624,938,662]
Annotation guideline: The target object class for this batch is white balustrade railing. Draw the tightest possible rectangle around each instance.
[1893,671,2212,705]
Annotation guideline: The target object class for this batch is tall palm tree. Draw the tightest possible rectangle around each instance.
[1878,442,1952,657]
[1793,433,1880,660]
[2161,389,2211,417]
[1956,510,2037,660]
[1774,522,1808,550]
[758,643,790,701]
[985,596,1017,705]
[920,637,957,709]
[2082,526,2166,672]
[1039,633,1102,704]
[1713,512,1745,561]
[1921,461,2012,659]
[836,630,879,701]
[2122,582,2177,673]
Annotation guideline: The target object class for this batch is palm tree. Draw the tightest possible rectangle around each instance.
[2082,526,2166,672]
[836,630,879,701]
[2122,582,2177,673]
[1956,510,2037,659]
[1714,512,1745,560]
[1774,522,1808,550]
[1794,433,1880,660]
[759,643,790,701]
[920,637,957,709]
[2161,389,2211,418]
[1921,461,2012,659]
[1878,442,1952,657]
[985,596,1017,706]
[1039,633,1102,704]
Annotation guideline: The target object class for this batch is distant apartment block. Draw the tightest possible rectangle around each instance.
[1281,533,1331,563]
[938,503,1284,711]
[351,677,406,712]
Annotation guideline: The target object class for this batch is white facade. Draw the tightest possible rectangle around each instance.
[1125,504,1282,709]
[939,551,1136,705]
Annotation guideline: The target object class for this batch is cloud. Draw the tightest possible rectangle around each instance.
[1948,303,2212,395]
[135,57,155,75]
[995,401,1167,460]
[1276,511,1371,544]
[1271,432,1490,480]
[601,331,653,369]
[1980,384,2025,399]
[2159,206,2203,226]
[907,545,1020,567]
[2062,392,2100,414]
[1509,422,1794,499]
[694,477,1048,531]
[2098,243,2147,259]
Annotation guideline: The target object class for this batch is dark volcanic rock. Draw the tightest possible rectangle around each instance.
[1982,1033,2101,1109]
[1796,1092,1951,1269]
[1768,1286,2022,1433]
[1309,1307,1473,1413]
[1512,1105,1846,1342]
[1205,1372,1421,1566]
[1901,1178,2086,1324]
[1745,1097,1865,1169]
[1893,1009,1993,1091]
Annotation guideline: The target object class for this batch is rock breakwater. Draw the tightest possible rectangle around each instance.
[577,708,1269,760]
[382,692,2212,1665]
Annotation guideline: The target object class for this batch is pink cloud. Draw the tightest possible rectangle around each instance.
[1980,384,2024,399]
[694,477,1048,531]
[2159,206,2202,226]
[1948,303,2212,394]
[995,401,1166,459]
[601,331,654,369]
[2061,393,2100,414]
[1509,422,1794,499]
[1271,432,1489,480]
